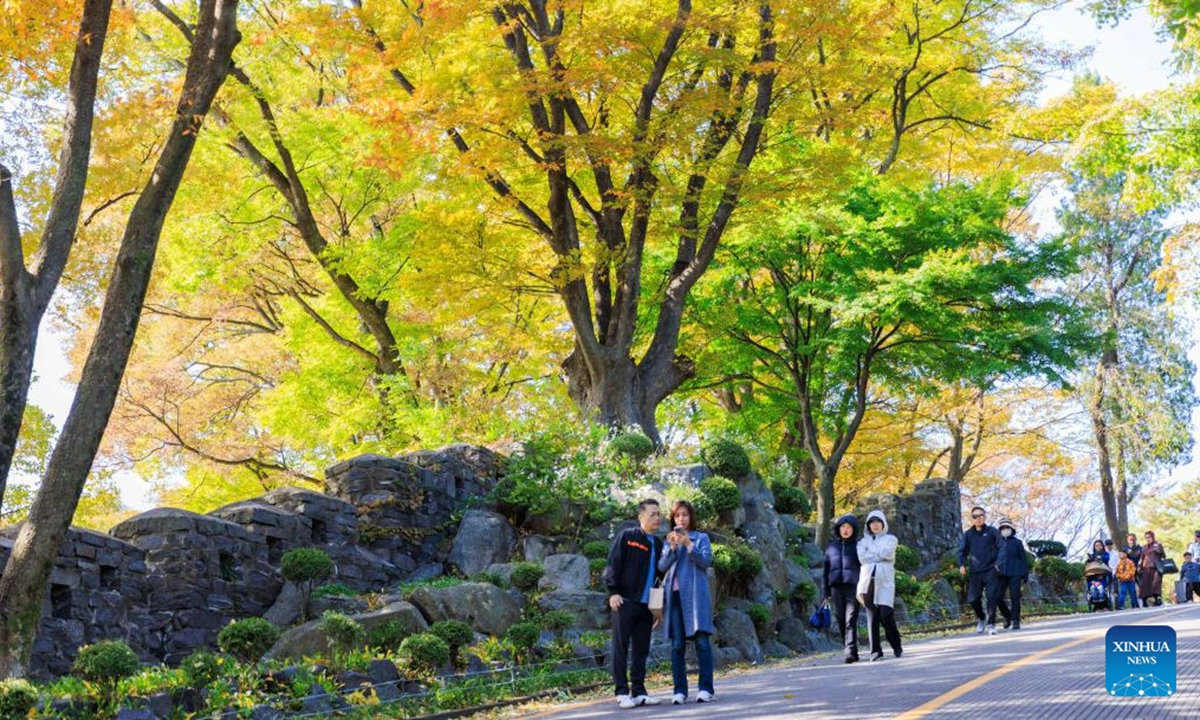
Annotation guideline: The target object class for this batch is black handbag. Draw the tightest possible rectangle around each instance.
[1156,558,1179,575]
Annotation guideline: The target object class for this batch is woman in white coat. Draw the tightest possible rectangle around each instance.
[856,509,903,661]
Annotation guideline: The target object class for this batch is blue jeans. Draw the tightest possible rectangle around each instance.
[1118,581,1138,609]
[669,590,713,696]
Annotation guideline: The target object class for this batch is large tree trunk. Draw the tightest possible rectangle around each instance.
[562,346,694,445]
[1090,350,1124,543]
[814,464,837,546]
[0,0,112,513]
[0,0,240,678]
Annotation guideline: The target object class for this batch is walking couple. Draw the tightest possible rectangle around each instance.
[603,498,715,709]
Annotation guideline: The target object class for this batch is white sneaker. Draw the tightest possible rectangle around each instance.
[975,620,985,634]
[987,625,998,636]
[697,690,714,703]
[672,693,686,705]
[617,695,636,709]
[634,695,662,706]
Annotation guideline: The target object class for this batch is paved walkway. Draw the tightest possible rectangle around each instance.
[521,603,1200,719]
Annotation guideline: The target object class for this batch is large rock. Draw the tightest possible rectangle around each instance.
[408,582,522,635]
[448,511,516,576]
[659,464,711,488]
[801,541,824,569]
[743,519,788,607]
[852,477,961,566]
[714,607,764,664]
[263,581,304,627]
[536,590,609,630]
[522,535,576,562]
[266,602,428,661]
[539,554,590,592]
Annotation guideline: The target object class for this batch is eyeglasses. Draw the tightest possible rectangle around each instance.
[971,513,985,519]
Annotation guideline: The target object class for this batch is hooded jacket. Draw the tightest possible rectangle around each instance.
[823,514,860,594]
[856,510,898,607]
[994,524,1030,578]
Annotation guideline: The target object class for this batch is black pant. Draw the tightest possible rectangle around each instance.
[968,569,1010,623]
[611,600,653,696]
[988,574,1022,624]
[863,578,902,656]
[829,583,859,656]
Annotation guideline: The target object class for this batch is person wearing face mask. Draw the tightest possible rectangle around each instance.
[989,517,1030,630]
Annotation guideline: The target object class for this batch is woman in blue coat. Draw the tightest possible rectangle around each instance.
[659,499,715,704]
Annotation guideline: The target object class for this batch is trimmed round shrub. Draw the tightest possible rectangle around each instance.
[320,611,364,654]
[429,620,474,658]
[895,544,920,573]
[589,557,607,574]
[217,618,280,663]
[771,481,810,517]
[509,562,545,592]
[700,438,751,479]
[281,548,335,585]
[691,495,716,523]
[0,678,38,719]
[366,619,410,652]
[609,431,655,462]
[1035,557,1084,585]
[399,633,450,676]
[1027,540,1068,558]
[506,621,540,655]
[74,640,140,683]
[180,650,223,689]
[582,541,610,560]
[539,610,575,635]
[699,476,741,513]
[712,543,763,593]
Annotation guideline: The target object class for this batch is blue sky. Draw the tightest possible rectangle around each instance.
[21,1,1191,511]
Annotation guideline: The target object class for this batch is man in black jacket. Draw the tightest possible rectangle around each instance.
[823,513,862,663]
[603,498,665,709]
[958,506,1009,635]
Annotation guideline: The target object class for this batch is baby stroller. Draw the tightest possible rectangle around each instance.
[1085,560,1111,611]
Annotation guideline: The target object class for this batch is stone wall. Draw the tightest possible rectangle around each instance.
[853,477,962,566]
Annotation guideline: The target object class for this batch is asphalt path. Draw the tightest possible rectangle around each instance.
[522,602,1200,719]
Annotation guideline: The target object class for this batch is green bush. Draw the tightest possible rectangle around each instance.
[582,541,610,560]
[894,571,920,598]
[589,557,607,575]
[712,543,763,595]
[366,620,411,652]
[1027,540,1068,558]
[281,548,335,585]
[510,562,545,592]
[0,679,38,719]
[699,477,741,513]
[217,618,280,663]
[1036,557,1084,585]
[539,610,575,635]
[894,572,936,614]
[895,544,920,573]
[771,481,810,517]
[791,579,818,605]
[320,611,364,656]
[701,438,752,479]
[747,603,770,639]
[429,620,474,659]
[691,495,716,523]
[506,621,541,661]
[179,650,223,689]
[473,570,506,588]
[609,431,655,462]
[73,640,140,684]
[399,633,451,676]
[311,582,357,599]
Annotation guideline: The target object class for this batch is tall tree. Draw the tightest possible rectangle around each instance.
[1059,134,1197,545]
[702,177,1079,541]
[0,0,241,678]
[0,0,112,514]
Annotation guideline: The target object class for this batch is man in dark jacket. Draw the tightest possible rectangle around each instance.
[989,517,1030,630]
[958,506,1009,635]
[603,498,665,709]
[823,513,861,663]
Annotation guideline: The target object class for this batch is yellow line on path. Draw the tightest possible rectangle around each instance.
[896,607,1190,720]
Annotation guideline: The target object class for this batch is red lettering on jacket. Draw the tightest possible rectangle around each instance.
[626,540,649,552]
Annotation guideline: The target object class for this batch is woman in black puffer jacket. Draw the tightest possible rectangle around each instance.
[823,514,861,663]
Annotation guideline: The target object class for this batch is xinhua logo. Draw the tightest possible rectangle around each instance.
[1106,625,1176,697]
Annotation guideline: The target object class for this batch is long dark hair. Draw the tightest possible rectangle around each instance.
[671,500,698,532]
